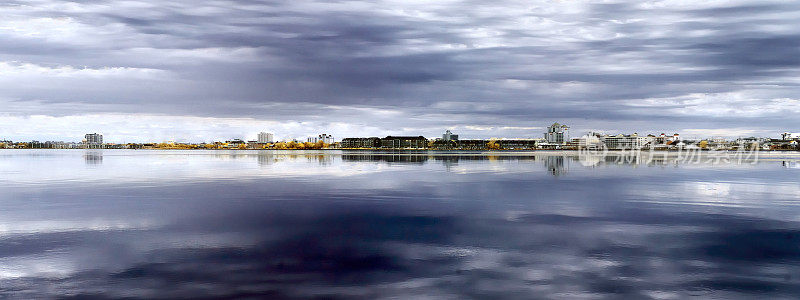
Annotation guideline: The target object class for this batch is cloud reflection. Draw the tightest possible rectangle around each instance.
[0,151,799,298]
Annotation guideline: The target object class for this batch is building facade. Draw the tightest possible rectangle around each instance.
[308,134,334,144]
[257,132,274,143]
[85,133,103,149]
[442,130,459,141]
[600,134,653,150]
[577,134,602,149]
[380,136,428,149]
[341,137,381,148]
[544,123,569,144]
[497,139,539,149]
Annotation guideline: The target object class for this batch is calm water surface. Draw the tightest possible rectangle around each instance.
[1,150,800,299]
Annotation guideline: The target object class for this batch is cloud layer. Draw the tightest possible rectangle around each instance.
[1,0,799,141]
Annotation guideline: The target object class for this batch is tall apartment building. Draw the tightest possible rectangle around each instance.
[85,133,103,149]
[442,130,459,141]
[257,132,274,143]
[544,123,569,144]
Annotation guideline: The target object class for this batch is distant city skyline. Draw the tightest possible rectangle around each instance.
[1,124,797,145]
[1,1,799,142]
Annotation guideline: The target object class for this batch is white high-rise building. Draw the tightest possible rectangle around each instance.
[442,130,458,141]
[544,123,569,144]
[257,132,274,143]
[84,133,103,149]
[308,134,334,144]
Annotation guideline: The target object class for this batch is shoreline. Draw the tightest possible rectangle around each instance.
[3,148,800,155]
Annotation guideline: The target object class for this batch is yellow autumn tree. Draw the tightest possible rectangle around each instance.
[487,138,501,150]
[698,140,709,149]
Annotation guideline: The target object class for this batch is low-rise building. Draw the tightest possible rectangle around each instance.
[497,139,539,150]
[341,137,381,148]
[600,134,653,150]
[577,134,602,149]
[380,136,428,149]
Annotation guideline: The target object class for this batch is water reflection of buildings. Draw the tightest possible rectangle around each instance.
[336,151,766,176]
[341,153,549,165]
[342,154,428,164]
[307,154,333,165]
[256,153,333,166]
[543,155,567,176]
[257,153,275,166]
[84,151,103,165]
[206,152,335,167]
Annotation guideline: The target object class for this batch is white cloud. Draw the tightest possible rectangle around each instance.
[0,61,164,79]
[624,92,800,117]
[0,113,390,143]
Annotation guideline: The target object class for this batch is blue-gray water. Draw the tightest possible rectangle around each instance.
[1,150,800,299]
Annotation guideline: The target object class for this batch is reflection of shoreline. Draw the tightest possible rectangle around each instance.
[83,151,103,165]
[7,149,800,162]
[7,148,800,154]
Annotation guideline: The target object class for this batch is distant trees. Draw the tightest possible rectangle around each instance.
[487,139,502,150]
[105,140,330,150]
[271,141,327,150]
[154,142,198,149]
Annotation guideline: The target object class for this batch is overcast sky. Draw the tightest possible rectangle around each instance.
[1,0,798,142]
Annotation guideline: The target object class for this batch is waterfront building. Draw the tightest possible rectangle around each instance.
[544,123,569,144]
[226,139,245,149]
[442,130,459,141]
[341,137,381,148]
[308,134,334,144]
[454,139,489,150]
[322,134,334,144]
[600,134,654,150]
[380,136,428,149]
[257,132,274,143]
[85,133,103,149]
[577,134,602,149]
[497,139,539,150]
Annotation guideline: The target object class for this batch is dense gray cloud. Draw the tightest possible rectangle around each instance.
[1,0,799,141]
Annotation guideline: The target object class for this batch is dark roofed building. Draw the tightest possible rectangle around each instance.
[341,137,381,148]
[381,136,428,149]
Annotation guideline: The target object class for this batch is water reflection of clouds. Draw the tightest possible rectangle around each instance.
[5,203,797,298]
[0,150,799,297]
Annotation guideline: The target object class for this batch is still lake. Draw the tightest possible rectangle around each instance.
[1,149,800,299]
